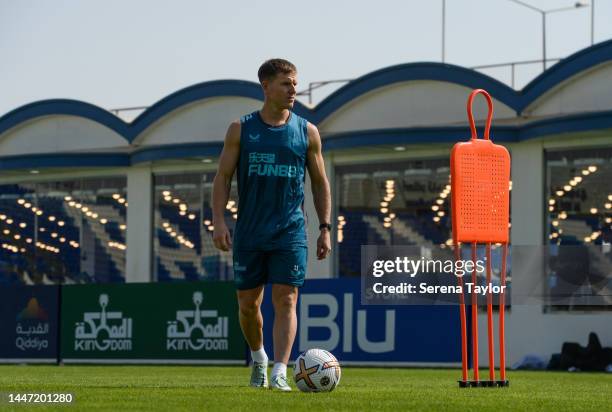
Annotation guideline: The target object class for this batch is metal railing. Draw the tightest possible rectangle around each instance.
[471,57,561,88]
[296,57,563,104]
[109,106,148,120]
[111,57,562,118]
[295,78,354,105]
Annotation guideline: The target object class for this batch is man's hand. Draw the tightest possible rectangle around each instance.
[213,223,232,252]
[317,229,331,260]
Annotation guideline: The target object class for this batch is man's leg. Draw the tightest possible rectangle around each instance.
[271,284,298,364]
[236,285,265,351]
[236,285,269,387]
[266,246,306,390]
[270,283,298,390]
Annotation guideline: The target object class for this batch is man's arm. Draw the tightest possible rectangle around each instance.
[306,122,332,260]
[212,121,241,251]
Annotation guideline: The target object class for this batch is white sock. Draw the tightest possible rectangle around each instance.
[251,347,268,364]
[271,362,287,377]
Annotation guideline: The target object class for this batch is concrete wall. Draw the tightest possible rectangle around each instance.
[125,166,153,282]
[525,62,612,117]
[319,81,516,134]
[135,97,261,146]
[0,116,127,156]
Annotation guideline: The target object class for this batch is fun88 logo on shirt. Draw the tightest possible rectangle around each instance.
[248,152,297,178]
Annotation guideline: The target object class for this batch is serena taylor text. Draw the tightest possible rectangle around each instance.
[372,283,507,295]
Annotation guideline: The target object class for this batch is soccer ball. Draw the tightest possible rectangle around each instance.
[293,349,341,392]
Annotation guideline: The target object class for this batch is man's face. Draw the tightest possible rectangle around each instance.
[263,72,297,110]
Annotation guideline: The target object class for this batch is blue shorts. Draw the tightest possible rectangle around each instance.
[232,247,307,290]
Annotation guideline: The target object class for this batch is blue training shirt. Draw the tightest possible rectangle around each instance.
[233,111,309,251]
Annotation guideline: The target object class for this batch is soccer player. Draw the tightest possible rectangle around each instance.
[212,59,331,391]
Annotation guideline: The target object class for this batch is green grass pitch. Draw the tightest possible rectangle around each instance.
[1,365,610,411]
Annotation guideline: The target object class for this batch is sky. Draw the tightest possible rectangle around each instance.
[1,0,610,117]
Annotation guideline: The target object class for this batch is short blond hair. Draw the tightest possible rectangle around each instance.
[257,59,297,82]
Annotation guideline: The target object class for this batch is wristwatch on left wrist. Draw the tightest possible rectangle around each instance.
[319,223,332,231]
